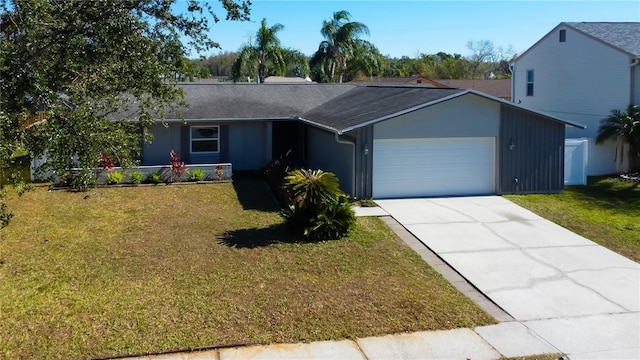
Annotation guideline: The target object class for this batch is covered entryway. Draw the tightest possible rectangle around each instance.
[372,137,496,198]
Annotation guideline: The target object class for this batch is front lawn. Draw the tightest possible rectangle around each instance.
[0,179,494,359]
[506,176,640,262]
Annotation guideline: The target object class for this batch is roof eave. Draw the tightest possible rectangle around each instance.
[158,116,297,123]
[334,89,469,134]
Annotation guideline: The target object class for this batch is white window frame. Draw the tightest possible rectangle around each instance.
[526,69,534,96]
[190,125,220,154]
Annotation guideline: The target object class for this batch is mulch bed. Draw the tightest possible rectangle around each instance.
[619,172,640,182]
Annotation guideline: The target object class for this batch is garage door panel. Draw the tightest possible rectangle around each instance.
[373,138,495,198]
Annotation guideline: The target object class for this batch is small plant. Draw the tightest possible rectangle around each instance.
[99,154,115,172]
[144,171,164,184]
[106,170,124,185]
[215,164,225,180]
[168,150,188,182]
[186,168,206,182]
[129,170,143,184]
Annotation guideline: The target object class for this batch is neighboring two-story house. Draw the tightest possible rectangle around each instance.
[511,22,640,184]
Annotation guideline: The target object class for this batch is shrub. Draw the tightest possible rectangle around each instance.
[281,169,355,240]
[282,194,355,240]
[186,168,206,182]
[129,170,143,184]
[144,171,164,184]
[167,150,188,182]
[263,150,300,206]
[106,170,124,184]
[63,169,96,191]
[283,169,341,210]
[309,195,355,240]
[0,189,12,229]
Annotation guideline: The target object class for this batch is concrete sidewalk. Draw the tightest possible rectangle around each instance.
[119,326,556,360]
[122,198,639,360]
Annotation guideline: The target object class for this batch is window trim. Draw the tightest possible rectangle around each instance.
[559,29,566,42]
[526,69,534,96]
[190,125,220,154]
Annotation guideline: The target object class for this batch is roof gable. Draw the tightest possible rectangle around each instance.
[300,87,584,133]
[516,22,640,61]
[565,22,640,56]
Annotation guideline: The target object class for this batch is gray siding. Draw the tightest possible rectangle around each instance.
[353,126,374,199]
[143,121,268,170]
[227,122,268,170]
[306,126,354,196]
[499,105,565,194]
[143,123,182,165]
[373,94,500,139]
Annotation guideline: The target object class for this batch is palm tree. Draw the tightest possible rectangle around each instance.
[232,19,287,83]
[311,10,371,83]
[596,105,640,167]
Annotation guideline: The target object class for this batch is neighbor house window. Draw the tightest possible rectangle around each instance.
[559,29,566,42]
[190,126,219,153]
[526,69,534,96]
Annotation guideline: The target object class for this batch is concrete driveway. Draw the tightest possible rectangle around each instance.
[376,196,640,359]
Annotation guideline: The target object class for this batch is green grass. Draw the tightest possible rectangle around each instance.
[0,178,494,359]
[506,176,640,262]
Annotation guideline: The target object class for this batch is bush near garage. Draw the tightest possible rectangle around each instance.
[281,169,355,240]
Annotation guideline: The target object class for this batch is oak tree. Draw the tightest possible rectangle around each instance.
[0,0,250,227]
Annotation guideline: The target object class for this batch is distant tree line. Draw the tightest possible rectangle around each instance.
[191,12,516,83]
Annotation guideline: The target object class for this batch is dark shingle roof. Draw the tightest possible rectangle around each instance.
[348,76,449,88]
[300,86,466,133]
[565,22,640,56]
[152,83,583,132]
[434,79,511,99]
[169,83,355,120]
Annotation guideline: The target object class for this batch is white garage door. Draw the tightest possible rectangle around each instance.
[373,137,496,198]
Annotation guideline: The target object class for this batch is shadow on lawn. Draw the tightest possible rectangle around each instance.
[218,223,301,248]
[232,173,280,212]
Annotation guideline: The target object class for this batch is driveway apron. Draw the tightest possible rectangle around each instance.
[376,196,640,359]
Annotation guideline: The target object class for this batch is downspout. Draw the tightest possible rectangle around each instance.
[509,63,515,103]
[334,132,356,198]
[630,57,639,106]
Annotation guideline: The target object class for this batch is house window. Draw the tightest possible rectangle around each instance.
[559,29,566,42]
[526,69,534,96]
[191,126,219,153]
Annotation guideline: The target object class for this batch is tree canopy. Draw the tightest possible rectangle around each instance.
[311,10,373,83]
[0,0,250,227]
[231,18,309,83]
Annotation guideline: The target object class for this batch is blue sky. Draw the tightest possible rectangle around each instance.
[184,0,640,58]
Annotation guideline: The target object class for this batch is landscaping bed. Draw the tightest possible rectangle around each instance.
[506,176,640,262]
[0,178,494,359]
